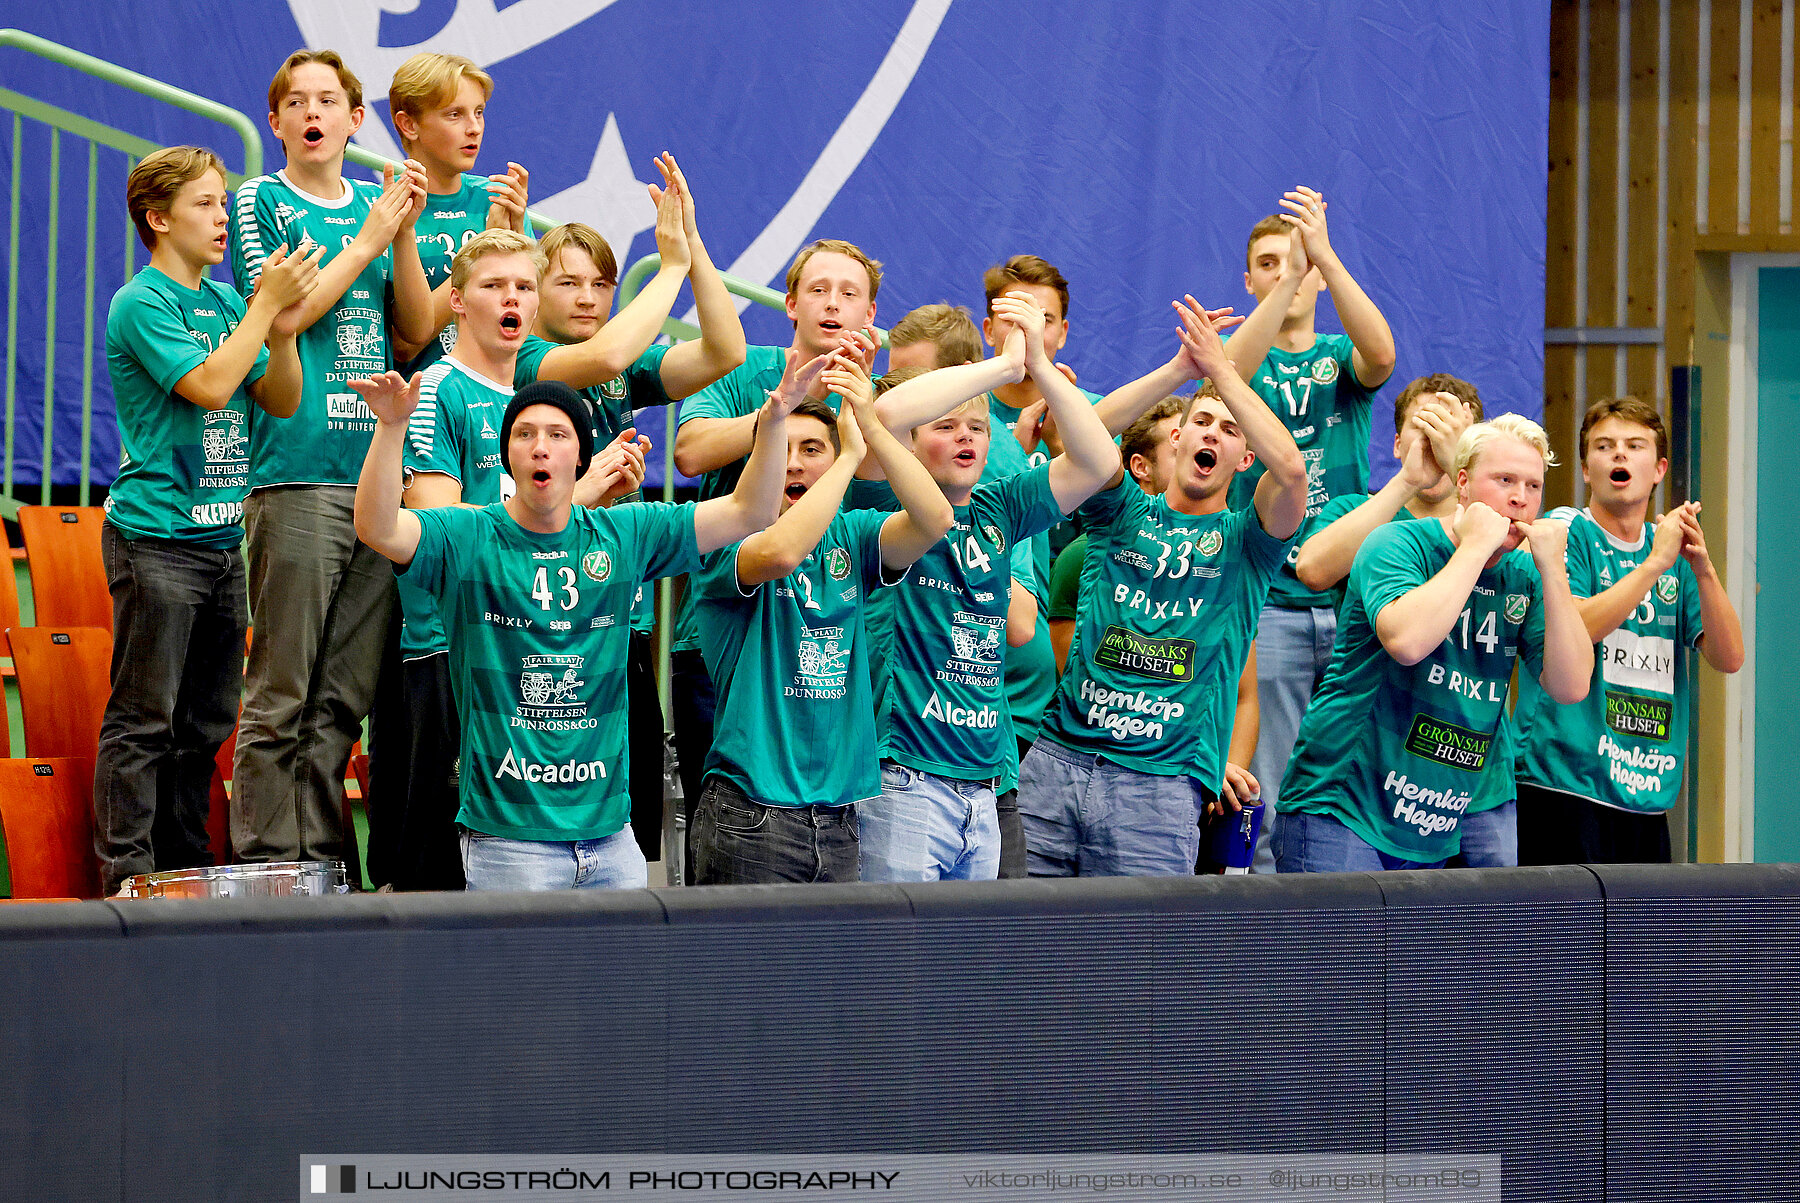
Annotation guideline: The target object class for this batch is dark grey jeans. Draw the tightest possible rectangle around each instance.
[234,486,394,863]
[690,776,860,885]
[92,525,246,893]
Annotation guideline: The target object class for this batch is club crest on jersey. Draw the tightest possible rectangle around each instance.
[582,550,611,582]
[827,547,852,581]
[981,523,1007,555]
[437,324,458,354]
[334,318,381,360]
[601,377,628,401]
[1504,593,1529,623]
[1655,574,1679,604]
[201,411,246,462]
[1311,358,1339,385]
[1197,530,1224,558]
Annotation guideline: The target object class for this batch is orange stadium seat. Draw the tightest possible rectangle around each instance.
[0,757,101,899]
[9,627,111,761]
[17,506,111,633]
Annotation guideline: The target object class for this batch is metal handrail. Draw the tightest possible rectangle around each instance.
[0,29,262,181]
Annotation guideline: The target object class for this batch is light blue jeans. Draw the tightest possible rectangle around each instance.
[860,762,1000,882]
[1249,604,1339,873]
[1448,800,1519,868]
[1272,808,1446,873]
[1017,737,1204,877]
[460,826,647,891]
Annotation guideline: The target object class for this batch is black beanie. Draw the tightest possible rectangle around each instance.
[501,381,595,481]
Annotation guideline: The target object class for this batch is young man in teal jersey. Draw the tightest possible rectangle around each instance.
[350,364,791,891]
[852,294,1120,881]
[93,146,319,894]
[668,238,881,845]
[1276,416,1593,872]
[1046,397,1264,835]
[1514,397,1743,864]
[228,49,434,867]
[386,52,531,377]
[1020,297,1307,877]
[1221,188,1397,871]
[512,159,746,864]
[1292,376,1524,867]
[690,357,956,885]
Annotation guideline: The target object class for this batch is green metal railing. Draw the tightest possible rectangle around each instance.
[0,28,264,518]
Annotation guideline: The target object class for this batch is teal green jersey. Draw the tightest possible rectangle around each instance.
[1049,532,1088,622]
[102,267,267,548]
[1041,480,1291,784]
[985,385,1106,474]
[403,499,700,841]
[515,336,676,633]
[397,357,513,659]
[1227,333,1378,610]
[696,507,893,807]
[230,170,393,488]
[1280,519,1546,863]
[672,345,792,652]
[1300,491,1517,815]
[880,466,1063,780]
[1515,507,1704,814]
[399,174,493,377]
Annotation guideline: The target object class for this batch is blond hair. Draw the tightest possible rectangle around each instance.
[388,53,493,144]
[450,229,545,291]
[268,50,362,113]
[126,146,226,250]
[539,223,618,286]
[1454,414,1557,479]
[785,238,882,301]
[889,303,980,367]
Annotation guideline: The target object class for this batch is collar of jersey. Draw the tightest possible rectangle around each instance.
[276,169,356,209]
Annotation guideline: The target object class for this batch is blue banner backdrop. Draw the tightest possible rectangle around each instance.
[0,0,1547,489]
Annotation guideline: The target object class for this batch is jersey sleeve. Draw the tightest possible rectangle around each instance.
[1239,501,1294,578]
[512,336,553,387]
[1015,537,1048,607]
[626,343,675,410]
[699,542,757,600]
[1331,331,1382,400]
[111,287,212,395]
[677,363,755,425]
[847,506,898,590]
[399,505,472,594]
[229,177,279,296]
[404,369,464,482]
[619,500,702,583]
[1048,536,1086,621]
[1555,509,1599,599]
[1075,474,1142,535]
[1514,555,1549,680]
[1352,523,1434,625]
[978,462,1063,546]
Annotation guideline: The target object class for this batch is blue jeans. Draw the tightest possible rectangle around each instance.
[1448,801,1519,868]
[460,826,647,891]
[1017,737,1203,877]
[1272,808,1446,872]
[92,527,247,893]
[690,777,860,884]
[1249,604,1338,873]
[860,762,1000,882]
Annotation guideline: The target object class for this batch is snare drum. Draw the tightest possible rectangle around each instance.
[117,861,349,899]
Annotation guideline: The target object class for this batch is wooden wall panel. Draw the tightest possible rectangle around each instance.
[1627,0,1666,402]
[1587,0,1624,405]
[1666,0,1700,366]
[1748,0,1783,235]
[1707,0,1742,235]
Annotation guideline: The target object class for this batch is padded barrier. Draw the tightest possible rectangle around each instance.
[2,866,1798,1202]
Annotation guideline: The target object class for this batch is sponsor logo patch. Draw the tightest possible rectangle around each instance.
[1095,624,1194,682]
[1605,690,1672,742]
[1403,712,1491,772]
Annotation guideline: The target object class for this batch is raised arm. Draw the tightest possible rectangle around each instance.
[1223,213,1309,381]
[535,175,690,391]
[1090,303,1244,441]
[872,335,1025,434]
[1521,517,1594,703]
[1573,508,1686,641]
[694,382,795,554]
[1675,503,1745,672]
[1374,505,1507,664]
[733,386,866,588]
[349,370,425,565]
[1175,296,1305,538]
[387,160,436,355]
[1000,292,1120,512]
[827,357,953,570]
[1279,186,1395,388]
[1296,429,1439,590]
[647,154,747,399]
[269,165,414,337]
[192,242,320,413]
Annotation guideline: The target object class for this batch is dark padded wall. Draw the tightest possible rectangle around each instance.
[4,866,1800,1203]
